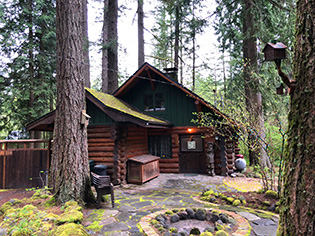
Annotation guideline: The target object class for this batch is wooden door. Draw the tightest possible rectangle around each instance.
[179,134,206,174]
[179,152,206,173]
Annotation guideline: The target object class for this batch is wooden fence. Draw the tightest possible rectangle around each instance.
[0,139,51,189]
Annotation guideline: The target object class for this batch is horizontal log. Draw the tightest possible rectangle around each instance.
[119,163,126,169]
[160,159,179,164]
[89,157,114,163]
[126,135,146,141]
[88,127,111,133]
[227,164,234,169]
[160,168,179,173]
[172,154,179,158]
[120,169,127,175]
[88,138,114,143]
[127,152,147,158]
[159,163,179,168]
[88,146,114,152]
[126,148,147,153]
[88,133,111,138]
[88,152,114,157]
[226,153,234,158]
[88,142,115,147]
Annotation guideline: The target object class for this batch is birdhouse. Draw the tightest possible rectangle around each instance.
[276,83,284,95]
[263,42,287,61]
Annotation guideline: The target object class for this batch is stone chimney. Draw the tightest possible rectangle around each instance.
[163,67,178,82]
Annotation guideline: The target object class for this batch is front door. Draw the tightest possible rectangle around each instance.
[179,135,206,174]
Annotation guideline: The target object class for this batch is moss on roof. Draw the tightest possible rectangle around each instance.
[86,88,168,124]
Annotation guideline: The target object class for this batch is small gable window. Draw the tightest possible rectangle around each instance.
[148,135,172,159]
[144,92,166,112]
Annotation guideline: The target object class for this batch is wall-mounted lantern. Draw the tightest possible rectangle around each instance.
[263,42,296,95]
[262,42,287,61]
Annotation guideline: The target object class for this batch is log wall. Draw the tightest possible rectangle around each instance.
[88,126,115,180]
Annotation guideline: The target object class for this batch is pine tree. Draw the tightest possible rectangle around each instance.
[51,0,94,204]
[0,0,56,136]
[278,0,315,234]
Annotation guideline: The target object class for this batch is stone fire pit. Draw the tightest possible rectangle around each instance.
[139,208,251,236]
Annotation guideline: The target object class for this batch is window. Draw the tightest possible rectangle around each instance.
[144,92,166,112]
[148,135,172,159]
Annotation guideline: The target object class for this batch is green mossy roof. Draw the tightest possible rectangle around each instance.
[86,88,169,124]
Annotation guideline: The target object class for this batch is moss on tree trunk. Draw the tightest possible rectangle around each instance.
[278,0,315,235]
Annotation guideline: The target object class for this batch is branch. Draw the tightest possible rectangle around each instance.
[266,0,291,12]
[274,59,296,93]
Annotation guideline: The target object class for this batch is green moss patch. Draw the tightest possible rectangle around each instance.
[53,223,89,236]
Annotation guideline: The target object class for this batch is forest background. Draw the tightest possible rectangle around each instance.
[0,0,295,173]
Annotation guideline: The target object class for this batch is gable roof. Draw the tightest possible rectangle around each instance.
[85,88,172,128]
[114,62,235,125]
[26,88,172,131]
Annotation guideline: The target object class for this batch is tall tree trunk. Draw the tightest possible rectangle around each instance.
[174,1,179,72]
[82,0,90,88]
[242,0,269,168]
[137,0,144,67]
[278,0,315,234]
[101,0,109,93]
[107,0,118,94]
[51,0,94,204]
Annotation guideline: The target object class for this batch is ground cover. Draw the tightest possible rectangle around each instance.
[0,189,88,235]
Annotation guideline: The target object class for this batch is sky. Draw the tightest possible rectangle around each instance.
[87,0,223,88]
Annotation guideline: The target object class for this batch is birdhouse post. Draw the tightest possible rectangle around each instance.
[263,42,287,61]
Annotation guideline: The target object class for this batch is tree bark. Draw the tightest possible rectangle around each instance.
[101,0,109,93]
[174,1,179,72]
[107,0,118,94]
[51,0,94,204]
[242,0,270,168]
[82,0,90,88]
[278,0,315,234]
[137,0,145,67]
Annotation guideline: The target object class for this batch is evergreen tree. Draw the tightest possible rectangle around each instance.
[51,0,94,204]
[0,0,56,136]
[278,0,315,234]
[214,0,295,167]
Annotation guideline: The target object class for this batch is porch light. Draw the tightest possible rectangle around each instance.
[187,128,193,133]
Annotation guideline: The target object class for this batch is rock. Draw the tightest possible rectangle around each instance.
[195,209,206,221]
[178,211,188,220]
[215,230,229,236]
[206,211,212,221]
[215,221,224,231]
[209,197,216,202]
[210,213,219,222]
[162,222,170,229]
[186,208,195,219]
[163,232,171,236]
[170,214,180,223]
[178,231,189,236]
[204,225,215,233]
[190,227,201,235]
[156,215,166,223]
[56,210,83,225]
[232,199,241,206]
[265,190,278,199]
[219,214,228,223]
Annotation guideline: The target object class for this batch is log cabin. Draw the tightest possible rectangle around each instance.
[26,63,240,184]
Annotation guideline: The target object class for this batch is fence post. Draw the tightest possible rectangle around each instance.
[3,142,7,189]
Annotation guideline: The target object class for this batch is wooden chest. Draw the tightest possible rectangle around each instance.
[127,155,160,184]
